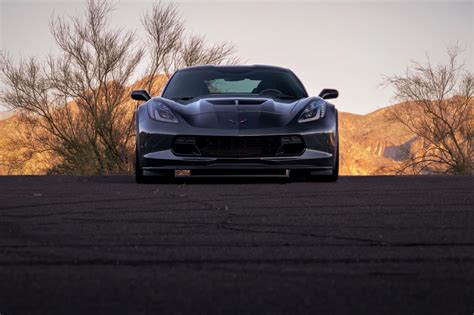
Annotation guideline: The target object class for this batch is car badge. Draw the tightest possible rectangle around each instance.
[229,118,248,126]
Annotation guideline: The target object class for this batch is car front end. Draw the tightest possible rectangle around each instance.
[136,96,338,177]
[133,65,339,182]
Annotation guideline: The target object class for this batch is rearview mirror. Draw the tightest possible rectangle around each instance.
[318,89,338,100]
[131,90,151,102]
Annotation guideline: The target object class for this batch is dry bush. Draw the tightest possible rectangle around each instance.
[141,1,239,95]
[0,0,239,175]
[383,46,473,175]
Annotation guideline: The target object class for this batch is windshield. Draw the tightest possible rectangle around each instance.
[162,67,308,101]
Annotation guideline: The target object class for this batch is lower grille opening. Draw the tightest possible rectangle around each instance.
[172,136,305,158]
[172,137,201,155]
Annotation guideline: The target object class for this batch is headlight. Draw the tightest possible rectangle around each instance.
[298,100,327,123]
[147,102,178,123]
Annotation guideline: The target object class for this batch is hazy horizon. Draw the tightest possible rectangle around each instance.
[1,0,472,114]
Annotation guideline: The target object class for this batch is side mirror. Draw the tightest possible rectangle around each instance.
[318,89,338,100]
[131,90,151,102]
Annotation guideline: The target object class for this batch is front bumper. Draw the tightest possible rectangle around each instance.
[136,104,338,174]
[139,132,336,174]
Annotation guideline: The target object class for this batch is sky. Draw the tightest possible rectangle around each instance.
[0,0,473,114]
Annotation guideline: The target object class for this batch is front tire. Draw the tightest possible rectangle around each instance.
[320,149,339,182]
[289,151,338,182]
[310,138,339,182]
[135,147,174,184]
[320,109,339,182]
[135,148,146,183]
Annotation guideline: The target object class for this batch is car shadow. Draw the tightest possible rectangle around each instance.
[171,176,292,185]
[145,175,338,185]
[78,175,337,185]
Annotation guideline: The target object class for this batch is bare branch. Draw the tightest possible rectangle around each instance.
[1,0,143,175]
[383,45,473,175]
[141,1,240,95]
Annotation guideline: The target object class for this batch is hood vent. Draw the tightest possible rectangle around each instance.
[207,99,267,106]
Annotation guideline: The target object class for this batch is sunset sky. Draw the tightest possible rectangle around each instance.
[1,0,473,114]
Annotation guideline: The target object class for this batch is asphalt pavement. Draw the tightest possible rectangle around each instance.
[0,175,473,314]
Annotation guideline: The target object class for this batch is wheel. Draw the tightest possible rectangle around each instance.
[319,110,339,182]
[320,148,339,182]
[135,147,174,183]
[325,123,340,181]
[135,147,147,183]
[289,154,338,182]
[310,138,339,182]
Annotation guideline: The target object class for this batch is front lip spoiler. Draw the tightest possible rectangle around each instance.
[143,166,333,176]
[143,165,333,170]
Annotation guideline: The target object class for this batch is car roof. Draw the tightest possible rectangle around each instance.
[176,64,291,73]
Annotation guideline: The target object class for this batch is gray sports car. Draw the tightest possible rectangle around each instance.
[132,65,339,182]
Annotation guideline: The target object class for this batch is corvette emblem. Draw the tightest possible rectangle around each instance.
[229,118,248,126]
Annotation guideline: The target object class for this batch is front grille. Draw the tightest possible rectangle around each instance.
[172,136,305,157]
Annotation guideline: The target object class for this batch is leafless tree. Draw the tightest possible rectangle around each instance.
[1,0,143,175]
[179,35,239,68]
[141,1,239,95]
[383,46,473,175]
[1,0,240,175]
[141,1,183,95]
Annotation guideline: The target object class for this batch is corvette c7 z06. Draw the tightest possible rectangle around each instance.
[132,65,339,182]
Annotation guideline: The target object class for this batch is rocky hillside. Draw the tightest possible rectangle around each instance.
[0,103,415,175]
[339,104,413,175]
[0,115,52,174]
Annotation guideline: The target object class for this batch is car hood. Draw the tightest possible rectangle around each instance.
[153,96,317,129]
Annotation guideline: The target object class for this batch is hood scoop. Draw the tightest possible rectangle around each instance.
[207,99,267,106]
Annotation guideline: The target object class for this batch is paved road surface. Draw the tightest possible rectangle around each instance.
[0,176,473,314]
